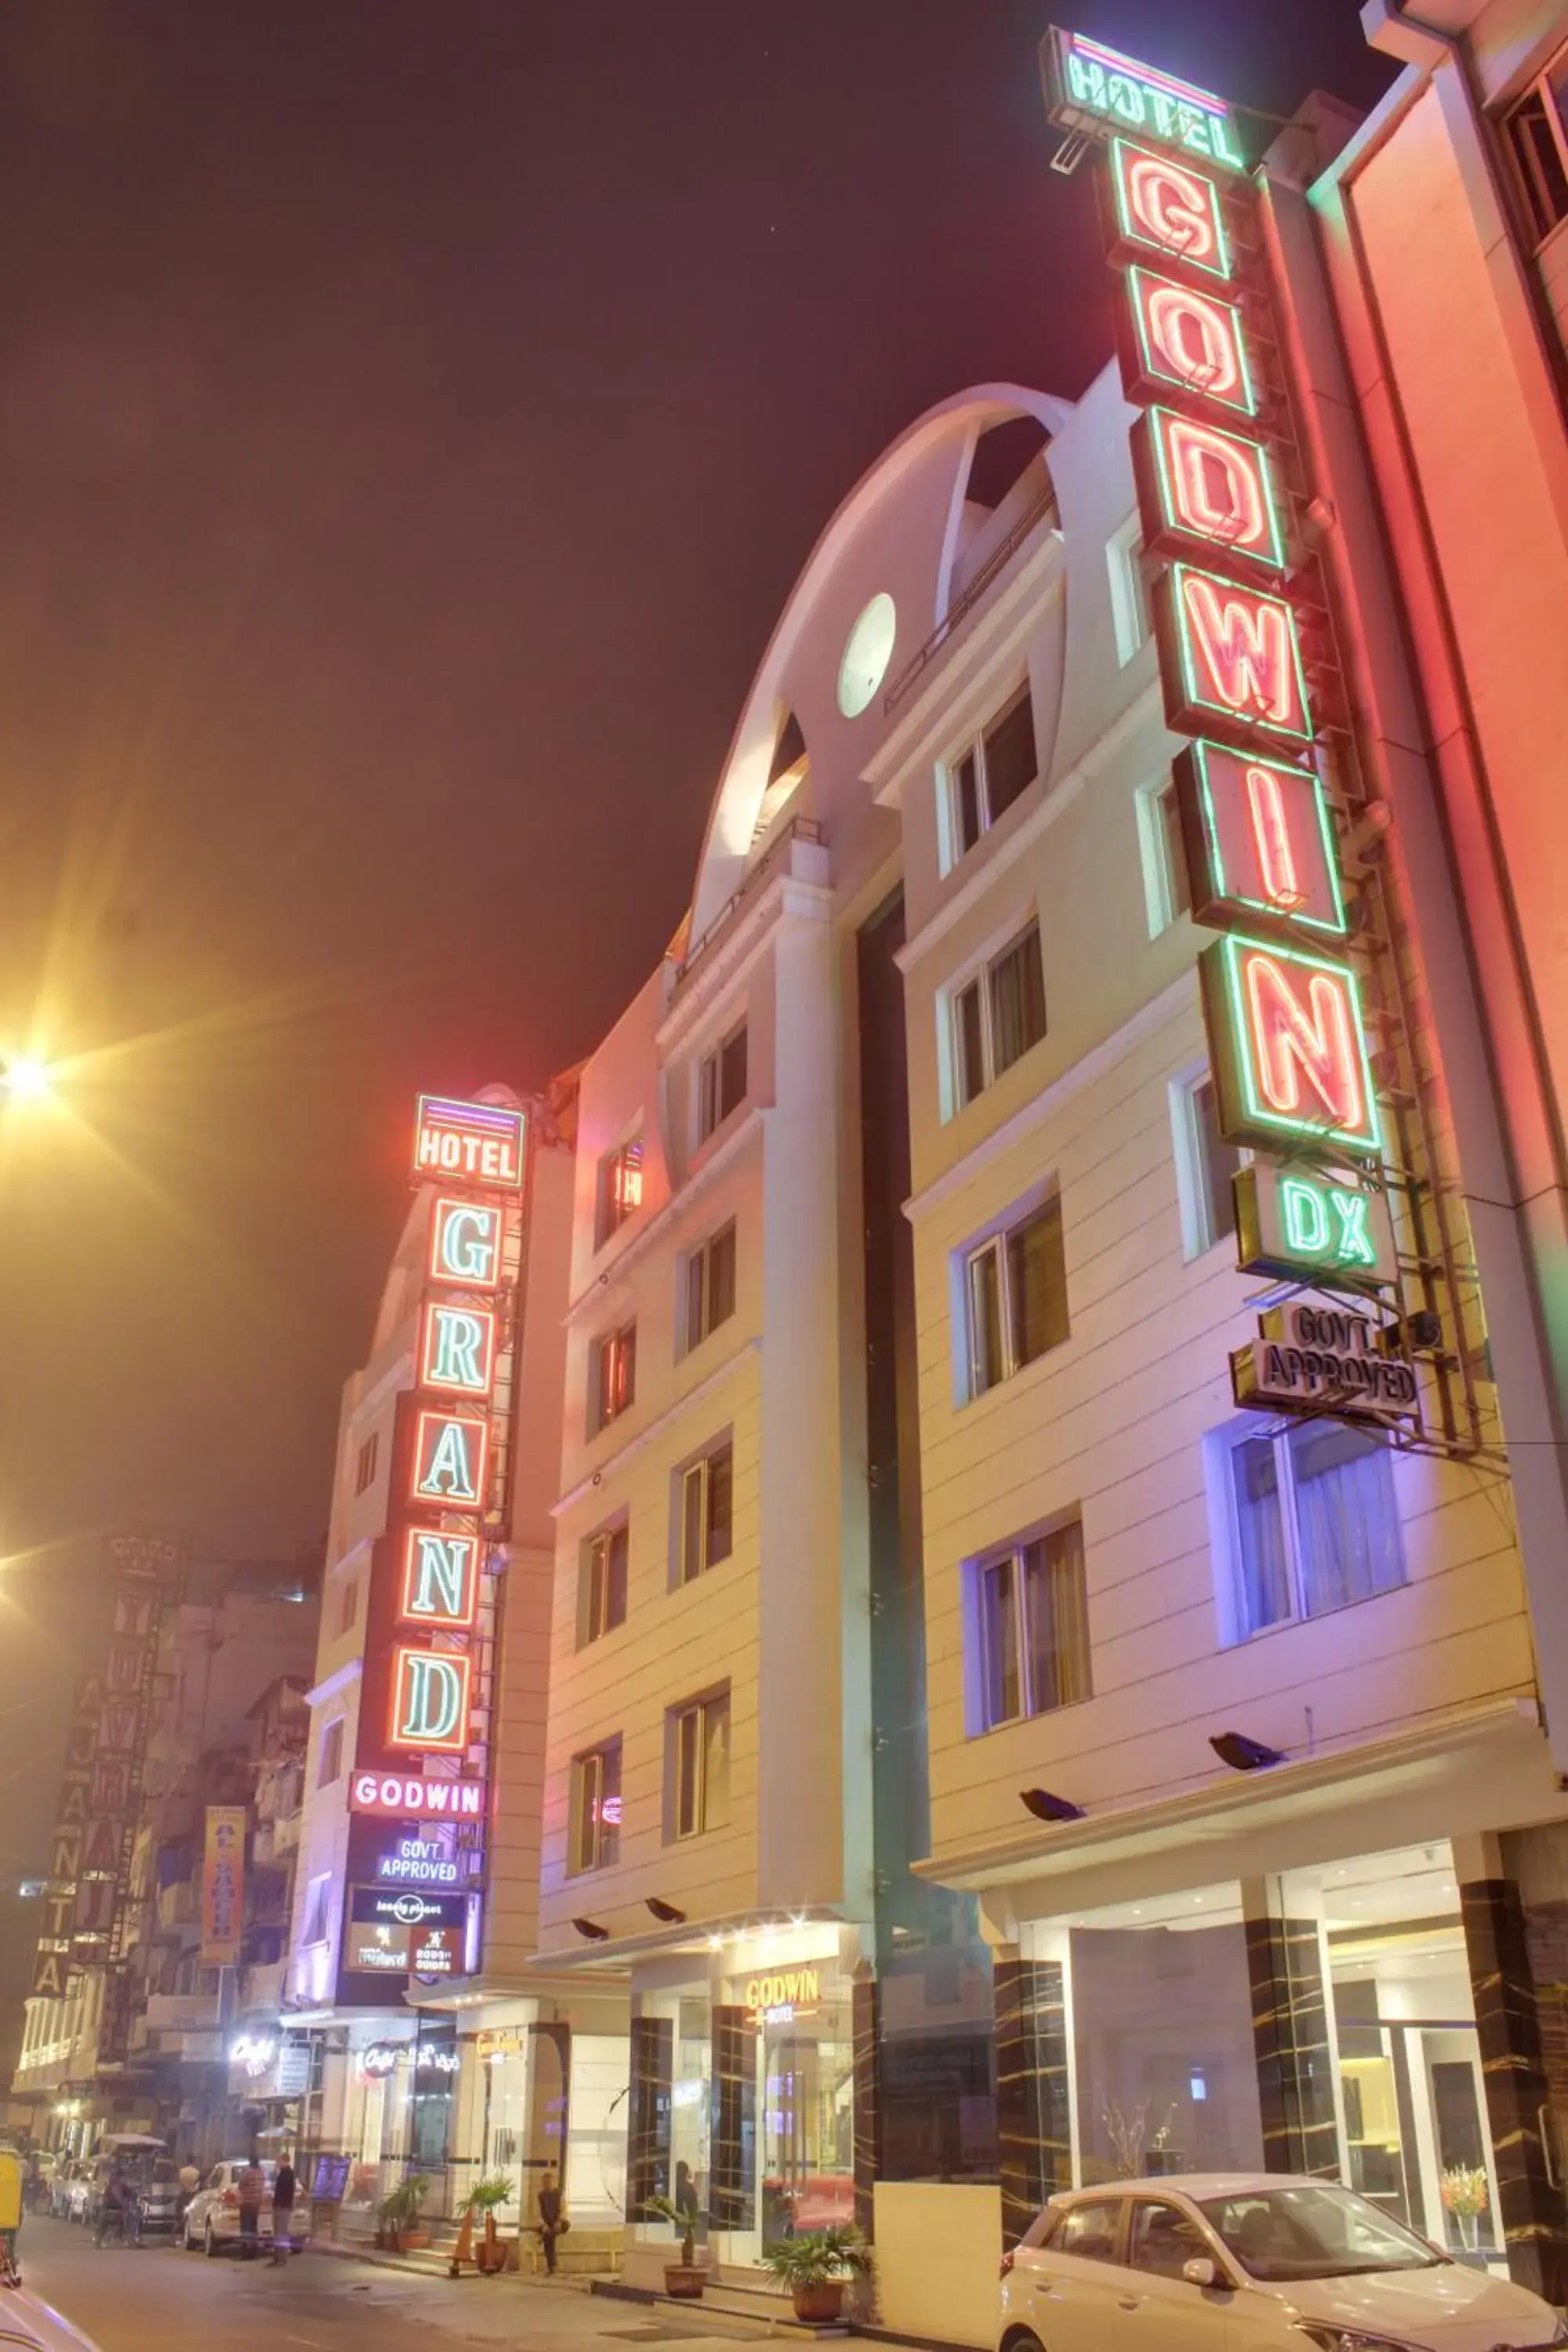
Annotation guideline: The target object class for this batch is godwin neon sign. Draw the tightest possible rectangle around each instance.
[1200,934,1382,1158]
[1157,564,1313,748]
[1121,268,1256,418]
[1135,408,1286,575]
[1107,137,1232,281]
[1174,743,1347,938]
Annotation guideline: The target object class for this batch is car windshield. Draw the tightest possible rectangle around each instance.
[1199,2185,1447,2281]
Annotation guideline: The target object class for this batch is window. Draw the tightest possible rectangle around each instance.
[568,1740,622,1875]
[1216,1418,1405,1643]
[951,923,1047,1110]
[301,1874,332,1946]
[975,1520,1091,1730]
[684,1221,736,1351]
[678,1439,734,1584]
[1108,516,1151,664]
[593,1322,637,1432]
[966,1194,1069,1396]
[335,1577,358,1639]
[1174,1072,1241,1258]
[947,688,1039,861]
[1504,56,1568,245]
[319,1719,343,1787]
[597,1134,644,1246]
[1129,2200,1214,2281]
[670,1691,730,1839]
[579,1520,629,1646]
[1055,2200,1123,2263]
[353,1433,378,1495]
[1138,771,1191,935]
[698,1024,748,1142]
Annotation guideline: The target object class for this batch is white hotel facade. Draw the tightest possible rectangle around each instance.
[530,293,1568,2321]
[276,73,1568,2328]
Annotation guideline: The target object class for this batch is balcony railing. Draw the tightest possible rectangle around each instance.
[672,815,826,994]
[144,1989,221,2031]
[882,476,1060,714]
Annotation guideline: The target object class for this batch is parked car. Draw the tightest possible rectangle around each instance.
[998,2175,1568,2352]
[133,2158,183,2240]
[182,2160,277,2256]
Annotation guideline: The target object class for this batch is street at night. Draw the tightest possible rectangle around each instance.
[9,3,1568,2350]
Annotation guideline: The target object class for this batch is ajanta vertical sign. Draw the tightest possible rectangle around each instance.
[1044,27,1415,1431]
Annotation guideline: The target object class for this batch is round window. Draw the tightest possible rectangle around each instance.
[836,592,897,719]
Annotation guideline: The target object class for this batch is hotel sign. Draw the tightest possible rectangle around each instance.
[1043,31,1245,170]
[1048,28,1415,1432]
[413,1095,524,1190]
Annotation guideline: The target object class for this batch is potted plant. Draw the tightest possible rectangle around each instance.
[760,2225,871,2325]
[644,2193,706,2298]
[451,2175,514,2275]
[376,2173,431,2253]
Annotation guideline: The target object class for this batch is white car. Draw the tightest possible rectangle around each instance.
[181,2160,280,2256]
[999,2174,1568,2352]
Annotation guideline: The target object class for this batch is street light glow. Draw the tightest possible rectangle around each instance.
[3,1056,54,1102]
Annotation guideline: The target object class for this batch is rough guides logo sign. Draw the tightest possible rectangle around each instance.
[1045,26,1415,1432]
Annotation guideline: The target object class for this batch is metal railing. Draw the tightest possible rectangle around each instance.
[672,815,826,993]
[882,478,1061,714]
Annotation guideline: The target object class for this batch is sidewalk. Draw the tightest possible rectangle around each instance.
[299,2255,946,2352]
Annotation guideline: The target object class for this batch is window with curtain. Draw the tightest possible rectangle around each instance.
[684,1221,736,1350]
[1222,1418,1403,1641]
[670,1690,730,1838]
[967,1193,1069,1397]
[569,1739,622,1875]
[580,1520,629,1645]
[975,1520,1091,1731]
[947,686,1039,862]
[951,920,1047,1110]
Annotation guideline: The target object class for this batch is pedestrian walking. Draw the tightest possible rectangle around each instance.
[235,2157,265,2260]
[93,2162,129,2249]
[270,2154,296,2263]
[536,2169,567,2275]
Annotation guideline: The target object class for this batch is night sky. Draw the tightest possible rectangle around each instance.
[0,0,1396,1981]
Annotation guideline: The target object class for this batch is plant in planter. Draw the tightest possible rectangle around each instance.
[644,2194,706,2298]
[376,2173,431,2254]
[760,2225,872,2325]
[451,2175,514,2275]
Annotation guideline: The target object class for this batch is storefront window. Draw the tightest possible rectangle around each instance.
[1283,1842,1503,2267]
[1023,1882,1265,2185]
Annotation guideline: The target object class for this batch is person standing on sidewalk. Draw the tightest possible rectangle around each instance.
[536,2170,566,2275]
[235,2158,265,2260]
[270,2154,296,2263]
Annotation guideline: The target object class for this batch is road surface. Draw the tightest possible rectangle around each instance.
[9,2216,779,2352]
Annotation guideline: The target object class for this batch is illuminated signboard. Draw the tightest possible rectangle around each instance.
[1134,408,1286,576]
[1174,743,1347,938]
[1200,935,1381,1158]
[398,1528,481,1632]
[1045,30,1244,170]
[350,1769,486,1819]
[376,1835,460,1886]
[1156,564,1313,749]
[1120,267,1256,419]
[388,1646,473,1755]
[410,1407,490,1512]
[1233,1163,1398,1292]
[418,1301,499,1399]
[413,1095,524,1192]
[1106,136,1232,281]
[428,1196,504,1290]
[1232,1300,1419,1425]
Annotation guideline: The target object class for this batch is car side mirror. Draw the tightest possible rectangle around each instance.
[1182,2256,1220,2288]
